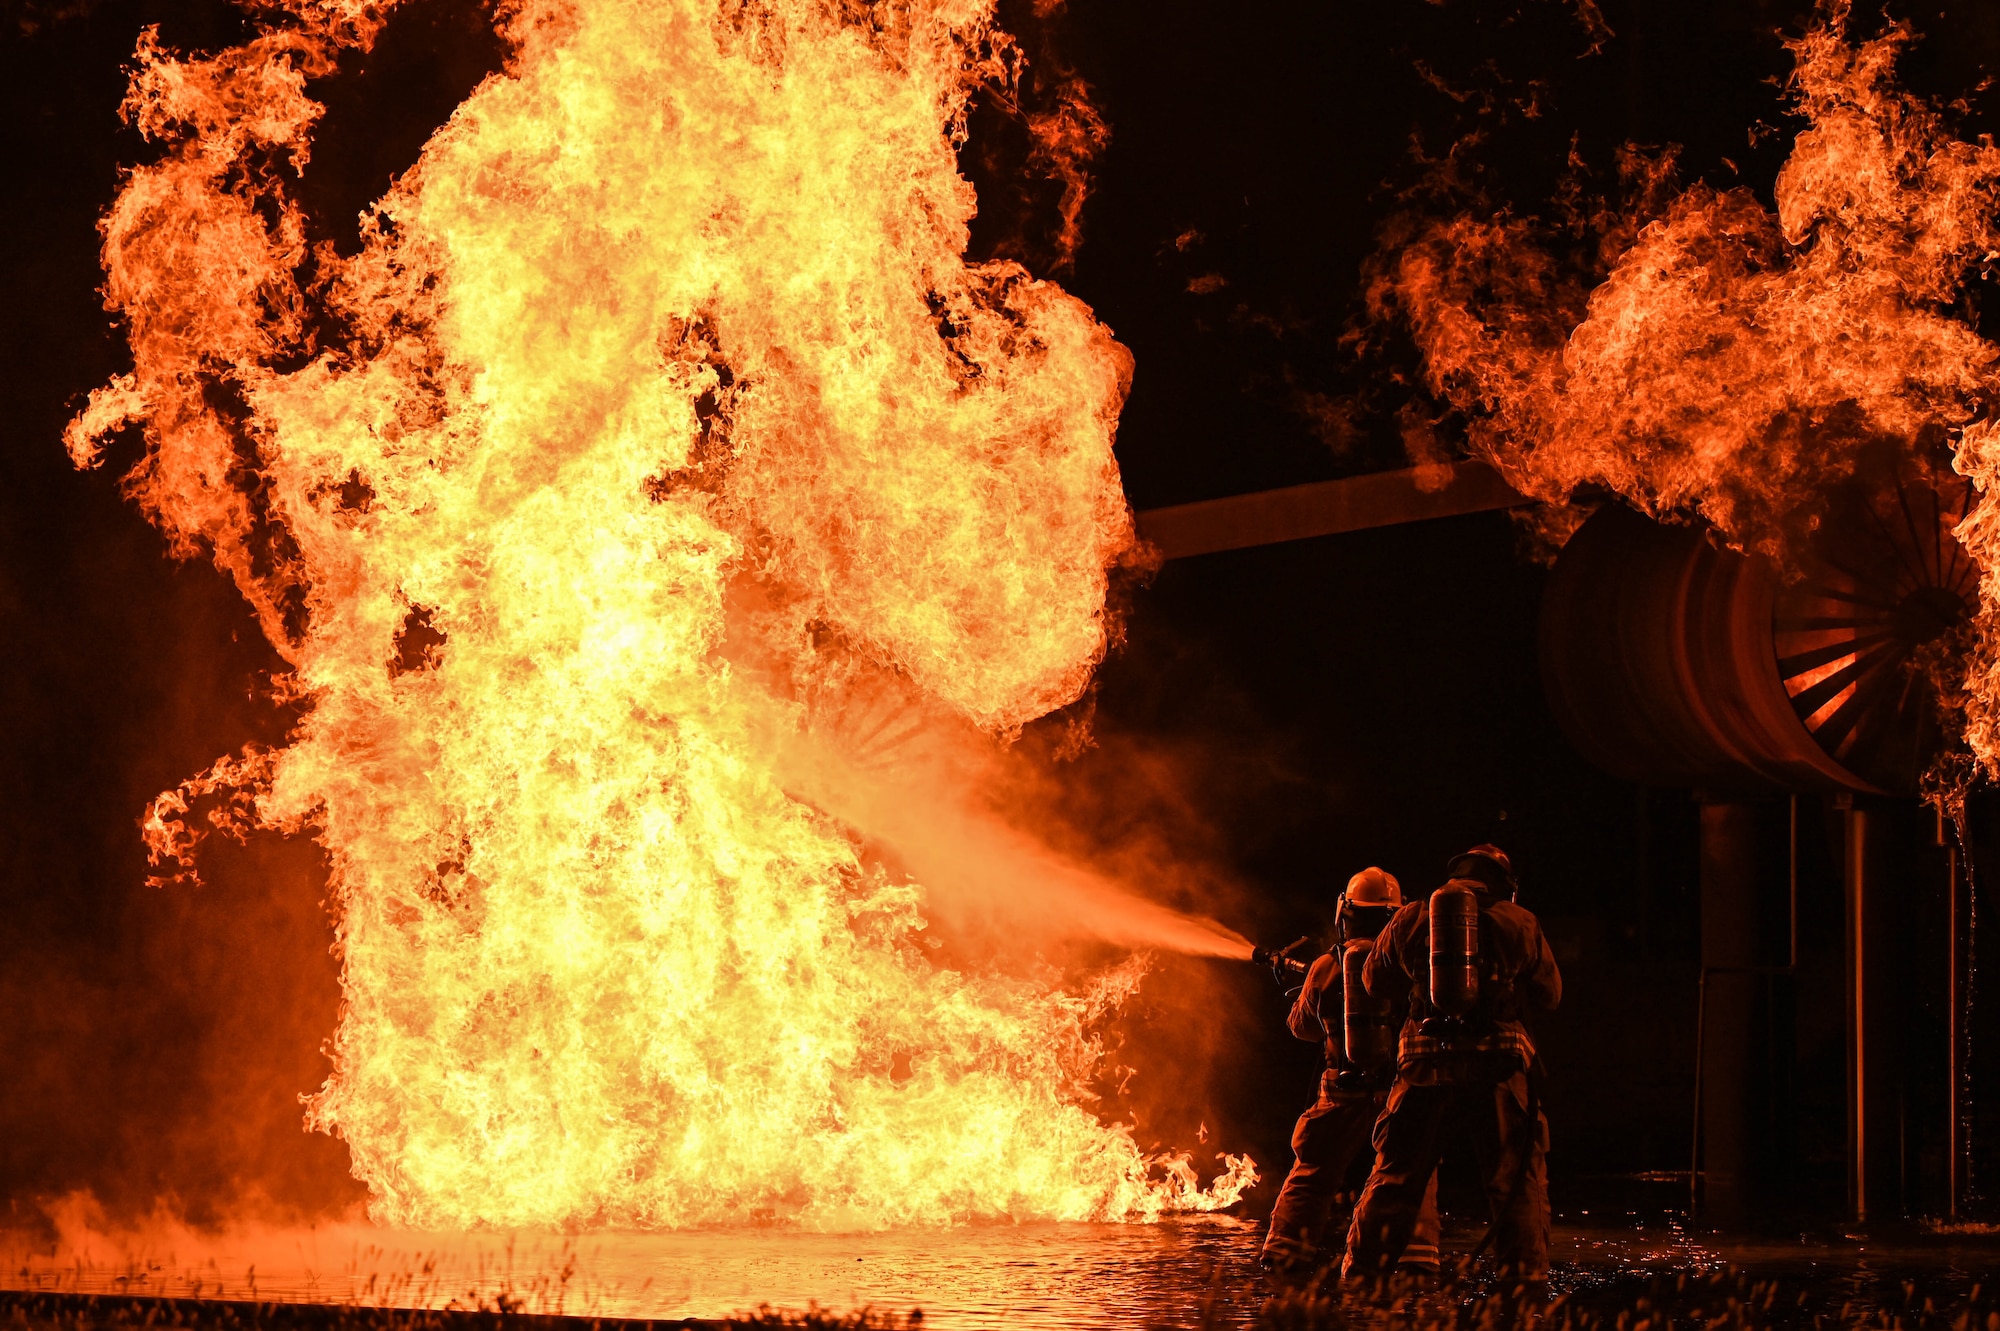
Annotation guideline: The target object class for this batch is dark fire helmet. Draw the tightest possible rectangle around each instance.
[1444,843,1518,901]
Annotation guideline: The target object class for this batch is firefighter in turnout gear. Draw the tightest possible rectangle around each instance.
[1343,845,1562,1290]
[1262,867,1441,1275]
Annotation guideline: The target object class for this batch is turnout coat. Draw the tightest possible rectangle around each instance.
[1362,885,1562,1085]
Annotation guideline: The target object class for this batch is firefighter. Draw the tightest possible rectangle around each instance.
[1262,866,1440,1276]
[1342,844,1562,1294]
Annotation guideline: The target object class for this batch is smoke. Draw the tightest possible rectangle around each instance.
[0,459,363,1228]
[0,822,363,1230]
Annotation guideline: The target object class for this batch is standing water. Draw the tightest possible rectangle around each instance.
[6,1216,1997,1328]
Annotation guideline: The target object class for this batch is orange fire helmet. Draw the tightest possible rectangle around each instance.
[1343,866,1403,908]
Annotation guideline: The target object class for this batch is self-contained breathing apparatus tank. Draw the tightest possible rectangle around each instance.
[1335,869,1403,1074]
[1342,938,1399,1071]
[1428,881,1481,1018]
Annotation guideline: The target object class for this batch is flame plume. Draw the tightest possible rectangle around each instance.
[1369,3,2000,781]
[72,0,1254,1228]
[1374,11,2000,560]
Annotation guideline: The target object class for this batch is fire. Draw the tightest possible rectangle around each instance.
[1368,2,2000,781]
[1373,9,2000,560]
[70,0,1253,1227]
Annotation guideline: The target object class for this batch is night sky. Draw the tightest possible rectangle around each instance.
[3,0,1997,1229]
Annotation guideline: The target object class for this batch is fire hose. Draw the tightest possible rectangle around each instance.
[1253,920,1546,1274]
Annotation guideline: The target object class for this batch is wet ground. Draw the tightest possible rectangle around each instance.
[4,1212,1996,1328]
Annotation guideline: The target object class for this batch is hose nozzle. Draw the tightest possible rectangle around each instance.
[1251,936,1311,979]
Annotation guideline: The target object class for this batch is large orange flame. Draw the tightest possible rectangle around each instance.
[71,0,1253,1228]
[1374,9,2000,559]
[1369,3,2000,784]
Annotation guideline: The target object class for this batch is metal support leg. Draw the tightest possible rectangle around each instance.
[1844,801,1867,1223]
[1946,812,1962,1221]
[1698,800,1761,1228]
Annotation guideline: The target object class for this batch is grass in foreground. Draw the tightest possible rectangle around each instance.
[2,1258,1995,1331]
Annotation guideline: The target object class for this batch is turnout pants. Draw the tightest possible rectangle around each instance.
[1264,1073,1439,1270]
[1343,1071,1549,1282]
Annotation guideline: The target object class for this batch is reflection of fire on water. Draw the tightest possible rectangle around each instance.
[66,0,1253,1228]
[4,1206,1272,1324]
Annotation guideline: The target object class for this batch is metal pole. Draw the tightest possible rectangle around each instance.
[1696,799,1771,1227]
[1844,800,1868,1224]
[1789,796,1799,969]
[1947,812,1962,1220]
[1639,788,1653,963]
[1690,968,1706,1219]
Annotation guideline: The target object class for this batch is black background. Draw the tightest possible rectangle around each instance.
[2,0,1996,1229]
